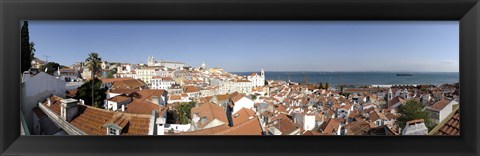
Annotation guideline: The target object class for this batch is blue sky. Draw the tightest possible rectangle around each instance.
[28,21,459,72]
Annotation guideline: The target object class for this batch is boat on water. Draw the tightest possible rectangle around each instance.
[396,73,413,76]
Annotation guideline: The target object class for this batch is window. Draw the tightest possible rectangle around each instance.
[200,116,208,124]
[108,127,117,135]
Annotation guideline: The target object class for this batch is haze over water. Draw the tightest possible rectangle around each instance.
[233,71,459,86]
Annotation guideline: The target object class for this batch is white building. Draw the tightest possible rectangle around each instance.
[247,69,265,87]
[147,56,186,70]
[231,94,255,114]
[402,119,428,135]
[426,99,458,124]
[136,66,168,87]
[117,64,134,74]
[293,112,316,131]
[58,68,80,82]
[106,95,132,111]
[101,61,110,70]
[151,76,175,90]
[222,79,253,94]
[21,70,66,133]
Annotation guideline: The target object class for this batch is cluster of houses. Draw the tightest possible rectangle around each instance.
[21,57,460,136]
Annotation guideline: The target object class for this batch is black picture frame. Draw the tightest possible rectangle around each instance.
[1,0,479,156]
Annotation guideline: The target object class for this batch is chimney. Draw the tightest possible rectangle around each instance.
[121,105,125,112]
[60,98,79,122]
[47,98,51,106]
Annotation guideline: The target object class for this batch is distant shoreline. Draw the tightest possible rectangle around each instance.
[232,71,459,86]
[231,71,459,73]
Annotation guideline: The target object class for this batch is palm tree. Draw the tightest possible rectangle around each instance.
[85,53,102,106]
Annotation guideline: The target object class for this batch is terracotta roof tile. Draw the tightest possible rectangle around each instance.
[132,89,166,101]
[125,99,166,115]
[184,86,199,93]
[433,108,460,135]
[111,79,147,90]
[108,95,131,103]
[41,95,151,135]
[191,102,228,129]
[319,118,340,135]
[345,121,371,135]
[177,116,262,135]
[429,99,452,111]
[110,88,139,95]
[100,77,135,84]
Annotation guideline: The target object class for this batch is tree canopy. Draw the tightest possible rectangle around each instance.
[85,52,102,77]
[396,99,433,129]
[39,62,61,75]
[21,21,35,73]
[175,102,196,124]
[75,78,107,108]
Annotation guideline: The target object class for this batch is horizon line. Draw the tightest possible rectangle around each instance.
[228,70,460,73]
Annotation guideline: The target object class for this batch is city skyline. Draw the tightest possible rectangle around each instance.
[28,21,459,72]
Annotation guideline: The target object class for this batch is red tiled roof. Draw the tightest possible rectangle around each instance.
[169,95,182,101]
[132,89,166,101]
[345,121,371,135]
[232,108,256,125]
[100,77,135,84]
[433,108,460,135]
[191,102,228,128]
[42,95,63,115]
[41,96,151,135]
[319,118,340,135]
[110,88,139,95]
[273,117,300,135]
[184,86,199,93]
[215,94,230,102]
[108,95,131,103]
[388,96,406,108]
[125,99,166,115]
[369,110,388,122]
[177,116,262,135]
[66,89,78,98]
[236,79,251,82]
[231,94,245,103]
[111,79,147,90]
[106,114,129,128]
[429,99,452,111]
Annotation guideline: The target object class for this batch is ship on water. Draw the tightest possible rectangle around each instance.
[396,73,414,76]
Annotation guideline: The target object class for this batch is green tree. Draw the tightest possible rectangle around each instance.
[106,69,117,78]
[75,78,107,108]
[175,101,196,124]
[319,82,324,89]
[21,21,35,73]
[85,53,102,108]
[39,62,61,75]
[251,94,257,100]
[396,99,433,129]
[325,83,329,90]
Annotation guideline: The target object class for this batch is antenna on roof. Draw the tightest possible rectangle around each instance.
[43,54,50,63]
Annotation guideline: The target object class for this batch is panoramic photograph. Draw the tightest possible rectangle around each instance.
[20,21,459,136]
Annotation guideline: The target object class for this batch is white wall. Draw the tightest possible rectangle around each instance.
[233,98,254,114]
[439,100,457,123]
[303,114,316,131]
[22,72,66,133]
